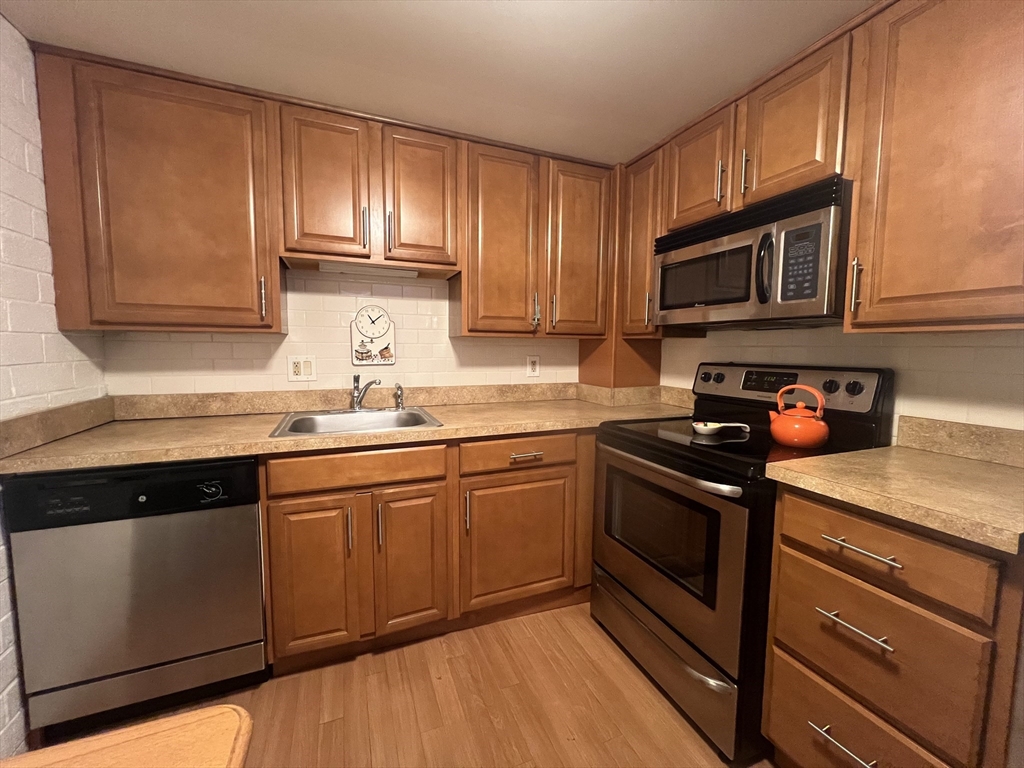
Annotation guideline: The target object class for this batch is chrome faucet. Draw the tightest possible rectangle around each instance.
[395,383,405,410]
[352,374,380,411]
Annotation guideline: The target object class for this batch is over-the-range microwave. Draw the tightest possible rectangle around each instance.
[654,176,852,329]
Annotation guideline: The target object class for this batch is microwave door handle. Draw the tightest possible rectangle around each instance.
[755,232,773,304]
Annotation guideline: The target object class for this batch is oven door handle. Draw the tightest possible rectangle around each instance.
[601,445,744,499]
[683,664,734,694]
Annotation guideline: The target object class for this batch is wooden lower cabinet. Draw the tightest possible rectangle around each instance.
[268,493,365,658]
[460,465,576,613]
[372,483,448,635]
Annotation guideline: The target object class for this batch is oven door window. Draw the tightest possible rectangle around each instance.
[604,466,720,608]
[659,245,752,310]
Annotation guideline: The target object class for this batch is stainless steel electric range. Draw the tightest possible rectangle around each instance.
[591,362,895,763]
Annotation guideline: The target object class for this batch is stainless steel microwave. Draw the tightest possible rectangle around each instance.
[653,177,851,328]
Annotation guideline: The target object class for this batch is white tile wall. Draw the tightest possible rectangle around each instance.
[662,326,1024,433]
[0,16,104,423]
[103,273,579,395]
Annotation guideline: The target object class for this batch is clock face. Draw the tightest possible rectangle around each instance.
[354,305,392,339]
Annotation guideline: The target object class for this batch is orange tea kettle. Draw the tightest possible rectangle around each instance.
[769,384,829,448]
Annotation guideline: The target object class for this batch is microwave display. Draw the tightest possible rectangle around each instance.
[780,223,822,301]
[660,245,752,310]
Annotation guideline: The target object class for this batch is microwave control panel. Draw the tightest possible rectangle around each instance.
[779,223,822,302]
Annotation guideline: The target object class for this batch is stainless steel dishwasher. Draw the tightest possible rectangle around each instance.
[1,457,266,727]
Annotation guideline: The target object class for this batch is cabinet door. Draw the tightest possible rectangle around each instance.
[662,106,735,231]
[73,64,276,328]
[466,144,541,333]
[846,0,1024,329]
[268,494,363,657]
[281,105,375,257]
[544,160,611,336]
[372,483,448,635]
[460,466,576,613]
[737,36,848,205]
[383,127,458,265]
[621,152,662,336]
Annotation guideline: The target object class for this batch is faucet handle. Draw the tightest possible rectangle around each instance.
[353,374,360,389]
[395,383,405,410]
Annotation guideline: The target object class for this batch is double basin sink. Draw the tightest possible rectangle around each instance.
[270,407,442,437]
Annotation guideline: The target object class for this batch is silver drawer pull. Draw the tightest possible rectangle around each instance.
[510,451,544,461]
[821,534,904,570]
[809,722,877,768]
[815,608,895,653]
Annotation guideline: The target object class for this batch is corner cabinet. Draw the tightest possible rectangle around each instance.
[622,151,663,336]
[734,36,849,207]
[844,0,1024,331]
[37,56,281,331]
[543,159,611,336]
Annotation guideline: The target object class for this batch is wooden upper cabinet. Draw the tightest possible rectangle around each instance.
[662,106,735,231]
[371,483,448,636]
[544,160,611,336]
[40,59,279,330]
[621,152,663,336]
[845,0,1024,330]
[466,143,541,333]
[383,127,458,265]
[268,494,364,657]
[736,36,849,206]
[460,466,576,613]
[281,105,377,257]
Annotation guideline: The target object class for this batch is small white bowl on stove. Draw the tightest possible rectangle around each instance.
[692,421,751,435]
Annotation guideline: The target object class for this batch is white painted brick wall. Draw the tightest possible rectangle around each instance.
[662,327,1024,434]
[103,273,579,395]
[0,16,104,423]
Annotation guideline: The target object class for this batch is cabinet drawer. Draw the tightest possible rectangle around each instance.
[460,433,576,475]
[766,646,947,768]
[781,492,999,624]
[774,546,991,766]
[266,445,446,496]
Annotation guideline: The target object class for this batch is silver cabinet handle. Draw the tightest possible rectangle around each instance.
[259,276,267,320]
[532,291,540,330]
[551,294,557,328]
[849,256,863,314]
[644,291,651,326]
[376,503,383,547]
[386,212,393,252]
[714,159,724,203]
[821,534,903,570]
[809,722,877,768]
[740,149,750,194]
[510,451,544,461]
[464,491,470,532]
[361,206,368,248]
[346,506,353,553]
[601,445,743,499]
[815,608,895,653]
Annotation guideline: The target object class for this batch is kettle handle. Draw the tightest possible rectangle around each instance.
[777,384,826,418]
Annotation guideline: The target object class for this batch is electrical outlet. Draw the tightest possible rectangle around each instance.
[526,355,540,377]
[287,355,317,382]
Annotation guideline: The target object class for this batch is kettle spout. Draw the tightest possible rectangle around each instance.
[769,411,778,422]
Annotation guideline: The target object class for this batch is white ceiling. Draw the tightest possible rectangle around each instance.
[0,0,871,164]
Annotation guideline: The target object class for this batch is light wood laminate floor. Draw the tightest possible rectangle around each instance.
[201,603,770,768]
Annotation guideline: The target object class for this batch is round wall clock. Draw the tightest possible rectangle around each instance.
[351,304,396,365]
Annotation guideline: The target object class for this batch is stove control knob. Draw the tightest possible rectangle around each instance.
[700,372,713,383]
[822,378,841,394]
[712,372,726,384]
[845,380,865,396]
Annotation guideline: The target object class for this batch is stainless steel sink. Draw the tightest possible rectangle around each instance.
[269,407,442,437]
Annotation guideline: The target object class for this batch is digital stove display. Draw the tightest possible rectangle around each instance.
[741,369,798,393]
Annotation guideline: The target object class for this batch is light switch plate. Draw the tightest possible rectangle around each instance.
[287,355,317,382]
[526,355,540,377]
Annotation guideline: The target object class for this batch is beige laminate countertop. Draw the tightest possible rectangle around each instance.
[767,446,1024,555]
[0,400,689,475]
